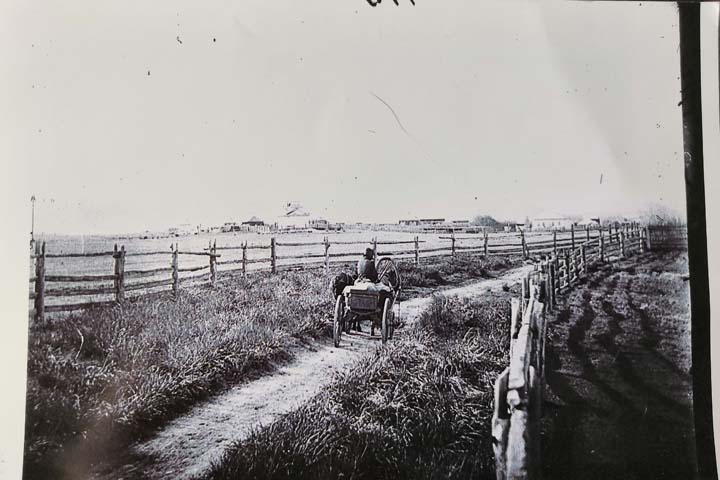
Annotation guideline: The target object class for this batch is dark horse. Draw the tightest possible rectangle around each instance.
[330,272,362,332]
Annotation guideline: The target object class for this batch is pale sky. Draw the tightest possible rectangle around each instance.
[1,0,688,234]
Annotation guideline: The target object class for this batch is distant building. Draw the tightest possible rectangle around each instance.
[530,215,574,231]
[503,223,525,233]
[398,218,445,226]
[242,216,264,226]
[169,223,194,236]
[221,222,241,233]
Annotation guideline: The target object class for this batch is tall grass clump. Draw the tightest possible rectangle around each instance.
[397,255,514,291]
[24,270,332,478]
[208,294,511,480]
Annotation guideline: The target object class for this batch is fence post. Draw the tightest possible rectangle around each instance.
[645,227,652,251]
[484,230,489,257]
[549,261,556,309]
[571,224,575,250]
[270,237,277,273]
[372,237,377,260]
[492,368,511,480]
[639,229,646,254]
[564,250,570,286]
[324,236,330,273]
[600,231,605,262]
[34,241,46,323]
[451,232,456,257]
[581,244,586,276]
[553,230,557,256]
[521,230,527,260]
[510,298,521,357]
[242,241,247,278]
[620,231,625,258]
[171,243,179,296]
[586,224,590,242]
[209,240,217,286]
[113,244,126,303]
[414,236,419,265]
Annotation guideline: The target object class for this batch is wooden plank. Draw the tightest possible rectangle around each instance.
[414,236,419,265]
[510,298,521,354]
[179,273,209,284]
[246,258,270,265]
[45,274,117,282]
[44,300,118,313]
[508,324,532,393]
[124,267,173,278]
[178,264,208,273]
[34,242,45,323]
[125,250,172,257]
[270,238,277,273]
[45,285,116,297]
[274,241,326,247]
[320,240,371,245]
[419,246,453,254]
[209,240,217,286]
[171,244,179,296]
[492,368,511,480]
[375,240,424,245]
[45,251,115,258]
[125,278,174,291]
[276,252,327,260]
[376,250,416,256]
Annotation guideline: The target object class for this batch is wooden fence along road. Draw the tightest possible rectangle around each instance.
[29,223,652,322]
[490,224,687,479]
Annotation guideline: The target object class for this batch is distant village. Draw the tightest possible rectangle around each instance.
[140,203,629,240]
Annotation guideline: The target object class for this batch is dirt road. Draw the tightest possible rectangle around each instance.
[89,265,533,480]
[542,251,697,479]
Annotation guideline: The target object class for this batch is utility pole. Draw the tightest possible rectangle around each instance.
[30,195,36,249]
[677,4,714,478]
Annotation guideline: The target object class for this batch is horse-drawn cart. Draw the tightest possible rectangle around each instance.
[333,258,401,347]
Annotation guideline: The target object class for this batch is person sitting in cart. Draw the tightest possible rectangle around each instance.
[357,247,378,282]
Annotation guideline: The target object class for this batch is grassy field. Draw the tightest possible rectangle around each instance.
[23,253,519,478]
[205,289,518,480]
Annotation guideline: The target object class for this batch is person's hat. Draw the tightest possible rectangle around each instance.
[365,247,374,258]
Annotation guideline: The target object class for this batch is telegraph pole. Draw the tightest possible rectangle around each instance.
[677,4,714,478]
[30,195,36,249]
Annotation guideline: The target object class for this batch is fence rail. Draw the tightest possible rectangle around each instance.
[29,224,664,321]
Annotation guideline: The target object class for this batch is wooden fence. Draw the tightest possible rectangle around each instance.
[29,224,643,322]
[491,226,648,480]
[646,225,688,250]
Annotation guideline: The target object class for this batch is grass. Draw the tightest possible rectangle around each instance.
[24,254,519,478]
[396,255,514,292]
[206,293,513,480]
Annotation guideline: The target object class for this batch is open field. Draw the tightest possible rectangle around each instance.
[542,250,695,478]
[29,229,592,311]
[23,253,520,479]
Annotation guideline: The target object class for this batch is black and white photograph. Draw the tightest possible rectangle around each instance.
[1,1,719,479]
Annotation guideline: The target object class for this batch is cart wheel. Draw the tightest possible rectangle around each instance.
[333,295,344,348]
[389,307,395,340]
[381,298,392,345]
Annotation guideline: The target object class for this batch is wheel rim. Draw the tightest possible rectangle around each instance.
[381,298,391,345]
[377,258,401,291]
[334,296,344,347]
